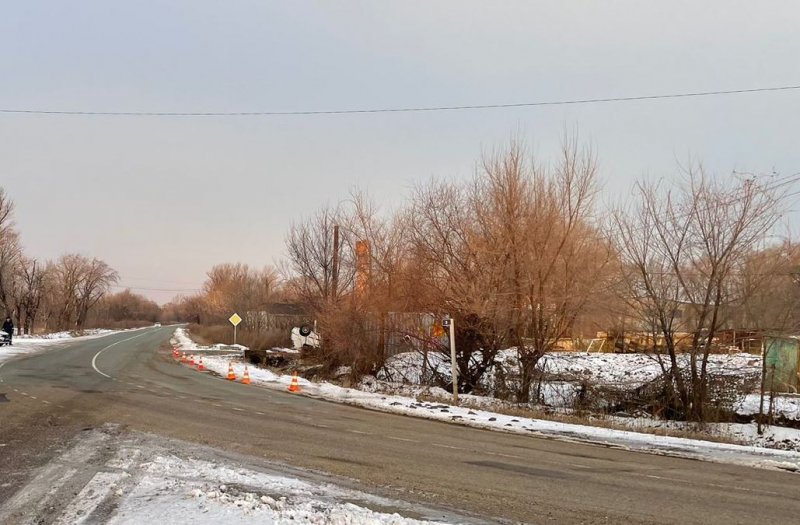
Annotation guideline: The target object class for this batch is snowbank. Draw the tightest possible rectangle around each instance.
[171,327,247,355]
[110,454,437,525]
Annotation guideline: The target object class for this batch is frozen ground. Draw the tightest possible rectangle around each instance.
[1,425,460,525]
[381,349,762,388]
[171,328,800,472]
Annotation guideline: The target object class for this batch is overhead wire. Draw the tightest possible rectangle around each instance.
[1,85,799,117]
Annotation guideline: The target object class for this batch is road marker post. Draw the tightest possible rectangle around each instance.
[443,316,458,405]
[229,313,242,346]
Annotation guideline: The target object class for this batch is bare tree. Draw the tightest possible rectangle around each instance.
[346,190,410,307]
[612,169,786,421]
[75,258,119,329]
[17,258,48,334]
[202,263,280,329]
[408,176,511,392]
[0,189,23,319]
[50,254,118,330]
[284,205,354,306]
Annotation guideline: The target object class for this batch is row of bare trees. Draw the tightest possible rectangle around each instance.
[0,188,123,333]
[161,263,287,352]
[279,136,615,397]
[278,136,798,421]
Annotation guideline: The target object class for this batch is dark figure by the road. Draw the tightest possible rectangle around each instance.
[3,316,13,344]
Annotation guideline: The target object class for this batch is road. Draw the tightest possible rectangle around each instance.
[1,327,799,524]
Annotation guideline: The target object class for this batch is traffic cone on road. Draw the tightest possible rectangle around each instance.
[241,366,251,385]
[226,362,236,381]
[287,371,301,393]
[181,352,188,363]
[190,354,196,366]
[197,356,205,371]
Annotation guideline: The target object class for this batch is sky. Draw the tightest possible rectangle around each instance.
[2,1,800,304]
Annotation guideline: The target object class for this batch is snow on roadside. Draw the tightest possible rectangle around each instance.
[0,329,129,365]
[171,327,247,355]
[20,426,456,525]
[109,453,443,524]
[173,329,800,473]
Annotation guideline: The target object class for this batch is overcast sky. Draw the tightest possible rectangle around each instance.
[2,1,800,303]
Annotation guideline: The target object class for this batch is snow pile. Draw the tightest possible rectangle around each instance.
[16,328,115,341]
[736,394,800,420]
[171,327,247,355]
[109,454,442,525]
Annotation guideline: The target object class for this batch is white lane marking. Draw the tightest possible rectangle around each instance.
[568,462,591,469]
[349,430,370,435]
[641,473,782,496]
[232,407,245,412]
[91,330,152,379]
[387,436,417,443]
[431,443,460,450]
[255,411,266,416]
[53,471,125,525]
[485,451,524,460]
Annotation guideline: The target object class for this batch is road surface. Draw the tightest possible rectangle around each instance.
[1,327,798,524]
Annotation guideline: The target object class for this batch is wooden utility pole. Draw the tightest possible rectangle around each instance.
[331,224,340,301]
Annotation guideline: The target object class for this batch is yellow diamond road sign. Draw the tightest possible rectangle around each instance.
[229,313,242,327]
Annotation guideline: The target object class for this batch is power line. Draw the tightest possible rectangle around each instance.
[111,284,201,293]
[1,84,799,117]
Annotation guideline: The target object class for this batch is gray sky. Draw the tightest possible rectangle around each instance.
[2,1,800,303]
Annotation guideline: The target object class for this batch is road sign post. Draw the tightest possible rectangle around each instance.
[443,316,458,405]
[229,313,242,345]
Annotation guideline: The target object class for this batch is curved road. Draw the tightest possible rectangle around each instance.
[1,327,799,524]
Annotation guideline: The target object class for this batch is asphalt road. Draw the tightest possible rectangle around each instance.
[1,327,799,524]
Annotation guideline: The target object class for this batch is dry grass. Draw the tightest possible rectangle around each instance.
[186,324,291,351]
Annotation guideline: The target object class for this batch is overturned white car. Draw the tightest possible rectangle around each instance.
[291,325,320,350]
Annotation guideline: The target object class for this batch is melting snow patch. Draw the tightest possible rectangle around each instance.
[108,454,443,525]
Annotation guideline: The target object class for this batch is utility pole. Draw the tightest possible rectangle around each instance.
[331,224,340,301]
[443,315,458,405]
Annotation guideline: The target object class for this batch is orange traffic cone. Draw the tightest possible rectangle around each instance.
[241,366,251,385]
[287,371,301,393]
[197,356,205,371]
[226,362,236,381]
[181,352,188,363]
[190,354,196,366]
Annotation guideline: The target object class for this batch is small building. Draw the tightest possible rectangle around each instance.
[764,336,800,393]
